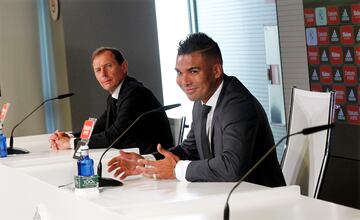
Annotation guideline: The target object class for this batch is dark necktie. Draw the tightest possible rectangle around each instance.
[201,104,212,159]
[106,97,118,129]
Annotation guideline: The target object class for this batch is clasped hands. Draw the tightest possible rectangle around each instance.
[49,130,71,150]
[107,144,180,180]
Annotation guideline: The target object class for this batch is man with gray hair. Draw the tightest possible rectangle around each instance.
[50,47,173,154]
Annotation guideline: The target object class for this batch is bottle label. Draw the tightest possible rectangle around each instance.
[74,175,99,188]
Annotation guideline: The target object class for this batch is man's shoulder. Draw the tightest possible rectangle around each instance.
[121,76,149,94]
[223,75,247,93]
[123,76,144,89]
[221,75,252,102]
[119,76,157,103]
[217,75,263,116]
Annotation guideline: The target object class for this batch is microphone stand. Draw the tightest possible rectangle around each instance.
[8,98,55,154]
[96,114,144,187]
[223,123,335,220]
[97,103,181,187]
[8,93,74,155]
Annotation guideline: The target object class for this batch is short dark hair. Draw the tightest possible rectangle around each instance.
[91,47,125,64]
[177,32,223,64]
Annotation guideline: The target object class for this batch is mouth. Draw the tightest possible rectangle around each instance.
[102,80,112,85]
[183,87,196,95]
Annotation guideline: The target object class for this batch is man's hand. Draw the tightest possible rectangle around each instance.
[107,150,144,180]
[49,130,71,150]
[137,144,180,180]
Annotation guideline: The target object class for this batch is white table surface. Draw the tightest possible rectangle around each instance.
[0,134,359,220]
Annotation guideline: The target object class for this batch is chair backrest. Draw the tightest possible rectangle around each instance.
[281,87,335,198]
[168,116,186,146]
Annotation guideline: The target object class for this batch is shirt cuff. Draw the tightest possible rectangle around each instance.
[175,160,191,182]
[66,132,75,149]
[69,137,75,149]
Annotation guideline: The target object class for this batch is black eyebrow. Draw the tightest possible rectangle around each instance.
[174,66,200,73]
[188,67,200,71]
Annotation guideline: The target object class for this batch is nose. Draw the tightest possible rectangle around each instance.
[178,73,190,86]
[99,67,108,78]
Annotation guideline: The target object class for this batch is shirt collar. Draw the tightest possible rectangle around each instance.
[111,81,123,99]
[202,80,224,108]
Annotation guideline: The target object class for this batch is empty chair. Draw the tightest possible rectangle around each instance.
[168,116,186,146]
[281,87,335,198]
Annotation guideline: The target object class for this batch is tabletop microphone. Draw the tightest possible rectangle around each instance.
[8,92,74,155]
[223,123,335,220]
[96,103,181,187]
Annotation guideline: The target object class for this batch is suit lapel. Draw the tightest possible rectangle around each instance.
[209,75,228,157]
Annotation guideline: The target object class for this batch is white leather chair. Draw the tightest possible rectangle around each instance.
[281,87,335,198]
[168,116,186,146]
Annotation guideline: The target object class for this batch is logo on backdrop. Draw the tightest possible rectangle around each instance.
[304,2,359,125]
[327,6,340,25]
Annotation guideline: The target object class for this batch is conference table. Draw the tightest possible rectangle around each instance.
[0,134,359,220]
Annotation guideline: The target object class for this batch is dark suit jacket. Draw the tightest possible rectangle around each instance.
[169,74,285,187]
[88,76,173,154]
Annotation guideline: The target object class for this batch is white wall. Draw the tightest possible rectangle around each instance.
[0,0,72,137]
[155,0,193,122]
[277,0,309,119]
[0,0,45,137]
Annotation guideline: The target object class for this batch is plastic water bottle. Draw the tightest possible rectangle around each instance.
[0,128,7,158]
[77,144,94,176]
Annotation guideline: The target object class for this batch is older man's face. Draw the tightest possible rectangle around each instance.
[92,50,128,93]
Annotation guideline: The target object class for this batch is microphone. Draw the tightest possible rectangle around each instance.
[223,123,335,220]
[57,93,75,100]
[161,103,181,111]
[302,124,334,135]
[8,92,74,155]
[96,103,181,187]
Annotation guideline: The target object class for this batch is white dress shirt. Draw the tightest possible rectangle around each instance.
[111,81,123,100]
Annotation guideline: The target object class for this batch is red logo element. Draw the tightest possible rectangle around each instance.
[317,27,329,45]
[343,65,357,84]
[308,47,319,65]
[80,120,96,140]
[310,83,322,92]
[329,46,343,65]
[346,105,360,125]
[304,8,316,26]
[0,103,10,123]
[319,65,332,83]
[340,25,354,44]
[327,6,340,25]
[351,4,360,23]
[355,46,360,64]
[332,85,346,104]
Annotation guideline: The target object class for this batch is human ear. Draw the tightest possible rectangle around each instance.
[213,63,223,79]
